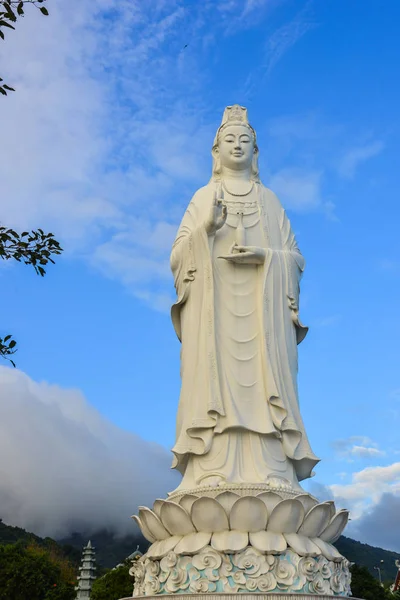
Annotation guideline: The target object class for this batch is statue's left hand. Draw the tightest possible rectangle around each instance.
[219,244,266,265]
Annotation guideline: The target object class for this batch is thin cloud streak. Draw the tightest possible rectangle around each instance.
[338,140,385,179]
[263,1,317,76]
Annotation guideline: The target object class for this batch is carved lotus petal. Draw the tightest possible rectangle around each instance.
[131,515,156,543]
[214,491,240,516]
[152,499,164,518]
[257,491,282,515]
[160,501,196,536]
[178,494,198,514]
[249,531,287,554]
[146,536,181,559]
[174,532,211,555]
[268,499,304,533]
[311,538,344,562]
[138,507,170,541]
[284,533,320,556]
[211,530,248,553]
[191,497,229,532]
[230,496,268,532]
[298,502,333,538]
[319,509,349,543]
[295,494,318,515]
[325,500,336,519]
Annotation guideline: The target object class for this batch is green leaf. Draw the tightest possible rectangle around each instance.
[3,335,11,342]
[39,6,49,15]
[3,84,15,91]
[3,2,17,22]
[17,2,24,16]
[0,87,7,95]
[0,19,16,29]
[9,340,16,349]
[0,30,4,40]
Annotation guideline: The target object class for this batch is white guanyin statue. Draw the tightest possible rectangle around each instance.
[170,104,319,494]
[129,106,353,600]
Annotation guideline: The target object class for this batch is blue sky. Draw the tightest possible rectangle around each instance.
[0,0,400,550]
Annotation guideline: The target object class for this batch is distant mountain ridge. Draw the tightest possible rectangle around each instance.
[336,536,400,583]
[0,518,82,568]
[1,518,399,583]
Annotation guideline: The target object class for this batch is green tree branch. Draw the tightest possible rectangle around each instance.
[0,225,63,365]
[0,0,49,95]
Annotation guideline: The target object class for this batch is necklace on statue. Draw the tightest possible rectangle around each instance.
[222,180,254,197]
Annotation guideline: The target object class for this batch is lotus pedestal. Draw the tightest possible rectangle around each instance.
[127,486,356,598]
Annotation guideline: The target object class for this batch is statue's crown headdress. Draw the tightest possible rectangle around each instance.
[213,104,257,148]
[220,104,249,126]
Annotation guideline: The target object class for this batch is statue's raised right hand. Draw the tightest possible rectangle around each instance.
[204,187,227,234]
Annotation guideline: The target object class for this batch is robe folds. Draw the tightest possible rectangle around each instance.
[170,182,319,487]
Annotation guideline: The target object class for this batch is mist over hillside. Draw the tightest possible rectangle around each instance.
[0,367,179,538]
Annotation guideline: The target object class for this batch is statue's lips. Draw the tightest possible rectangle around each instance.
[232,152,243,157]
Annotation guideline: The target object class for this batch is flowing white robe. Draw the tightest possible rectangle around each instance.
[170,182,319,491]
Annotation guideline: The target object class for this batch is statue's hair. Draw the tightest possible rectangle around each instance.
[210,121,260,182]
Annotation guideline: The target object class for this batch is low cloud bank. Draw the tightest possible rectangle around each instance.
[0,367,179,538]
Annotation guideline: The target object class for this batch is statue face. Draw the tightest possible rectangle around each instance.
[217,124,255,171]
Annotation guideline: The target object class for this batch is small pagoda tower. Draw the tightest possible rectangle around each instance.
[75,540,97,599]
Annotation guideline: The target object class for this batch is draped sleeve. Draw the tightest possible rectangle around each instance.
[279,207,308,344]
[170,199,202,342]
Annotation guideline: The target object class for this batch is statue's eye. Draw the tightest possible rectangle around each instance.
[224,136,235,143]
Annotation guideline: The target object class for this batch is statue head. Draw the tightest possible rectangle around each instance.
[211,105,259,181]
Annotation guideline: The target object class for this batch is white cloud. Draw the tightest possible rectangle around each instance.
[0,0,212,308]
[308,463,400,549]
[323,462,400,550]
[268,168,323,212]
[349,446,385,459]
[338,141,385,179]
[0,366,179,538]
[389,388,400,401]
[354,463,400,485]
[332,436,385,461]
[313,314,342,328]
[378,259,400,274]
[267,113,343,144]
[330,462,400,519]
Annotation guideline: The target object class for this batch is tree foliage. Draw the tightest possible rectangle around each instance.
[91,561,133,600]
[350,563,393,600]
[0,541,75,600]
[0,225,63,365]
[0,0,49,94]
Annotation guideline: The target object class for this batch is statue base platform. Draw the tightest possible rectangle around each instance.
[121,595,361,599]
[129,546,353,597]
